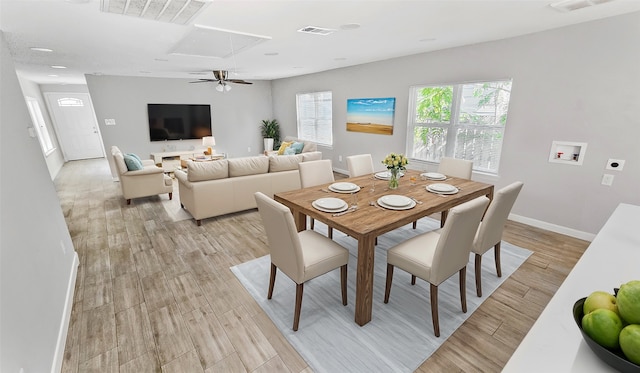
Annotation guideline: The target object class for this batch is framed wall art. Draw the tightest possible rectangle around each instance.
[346,97,395,135]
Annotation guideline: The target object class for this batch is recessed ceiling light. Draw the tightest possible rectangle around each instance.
[340,23,361,30]
[48,74,59,77]
[51,65,67,69]
[264,52,279,56]
[30,47,53,52]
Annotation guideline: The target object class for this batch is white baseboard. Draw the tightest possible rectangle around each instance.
[509,213,595,242]
[51,251,79,373]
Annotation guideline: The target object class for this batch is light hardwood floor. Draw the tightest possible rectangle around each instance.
[57,158,589,373]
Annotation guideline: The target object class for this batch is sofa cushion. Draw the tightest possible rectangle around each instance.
[284,147,296,155]
[269,154,304,172]
[187,159,229,182]
[302,151,323,162]
[126,153,142,163]
[228,156,269,177]
[123,154,143,171]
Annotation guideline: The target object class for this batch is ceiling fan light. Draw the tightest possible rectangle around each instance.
[224,84,231,92]
[215,83,224,92]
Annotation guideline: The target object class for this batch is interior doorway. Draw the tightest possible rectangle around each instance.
[44,92,105,161]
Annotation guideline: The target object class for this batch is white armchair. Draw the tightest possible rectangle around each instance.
[111,146,173,205]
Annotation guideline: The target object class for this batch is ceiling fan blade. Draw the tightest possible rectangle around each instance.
[228,79,253,84]
[189,79,217,83]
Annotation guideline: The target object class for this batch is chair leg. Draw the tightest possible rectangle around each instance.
[411,275,416,285]
[383,264,394,303]
[475,253,483,297]
[494,242,502,277]
[412,221,417,229]
[126,199,131,205]
[310,217,315,230]
[168,192,173,200]
[430,284,440,337]
[293,283,304,331]
[196,219,201,226]
[440,210,448,228]
[459,266,467,313]
[267,263,277,299]
[340,264,348,306]
[328,227,333,239]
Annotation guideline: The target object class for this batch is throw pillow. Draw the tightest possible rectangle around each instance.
[123,154,143,171]
[277,141,294,155]
[290,141,304,154]
[284,147,296,155]
[126,153,142,163]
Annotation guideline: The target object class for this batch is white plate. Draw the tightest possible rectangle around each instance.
[328,184,362,194]
[427,183,457,192]
[329,182,358,191]
[421,172,446,180]
[374,171,405,180]
[379,195,412,207]
[312,198,348,213]
[377,197,417,210]
[427,185,459,195]
[314,197,347,210]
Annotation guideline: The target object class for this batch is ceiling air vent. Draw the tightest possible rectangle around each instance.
[297,26,335,36]
[101,0,212,25]
[549,0,615,12]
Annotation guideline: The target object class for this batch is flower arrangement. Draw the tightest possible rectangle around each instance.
[382,153,408,189]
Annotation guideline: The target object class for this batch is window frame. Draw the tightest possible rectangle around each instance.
[295,90,333,147]
[25,97,56,156]
[406,79,512,175]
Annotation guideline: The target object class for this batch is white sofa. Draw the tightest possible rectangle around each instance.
[175,152,322,225]
[111,146,173,205]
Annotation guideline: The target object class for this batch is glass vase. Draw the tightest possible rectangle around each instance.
[388,168,399,189]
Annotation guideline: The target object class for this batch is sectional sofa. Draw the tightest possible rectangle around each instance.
[175,152,322,225]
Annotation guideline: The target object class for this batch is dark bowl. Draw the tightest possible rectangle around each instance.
[573,297,640,372]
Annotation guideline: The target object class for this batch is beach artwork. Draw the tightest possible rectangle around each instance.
[346,97,395,135]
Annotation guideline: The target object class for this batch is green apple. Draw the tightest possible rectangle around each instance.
[583,291,618,315]
[620,324,640,365]
[582,308,623,349]
[617,280,640,324]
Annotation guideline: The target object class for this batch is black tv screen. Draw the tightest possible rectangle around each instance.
[147,104,212,141]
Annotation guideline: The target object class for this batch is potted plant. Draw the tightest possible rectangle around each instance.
[260,119,280,152]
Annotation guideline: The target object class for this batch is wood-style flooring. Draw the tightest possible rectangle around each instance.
[57,158,589,373]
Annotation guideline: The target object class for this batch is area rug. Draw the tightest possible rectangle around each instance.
[231,218,532,372]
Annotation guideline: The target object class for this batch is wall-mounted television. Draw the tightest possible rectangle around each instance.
[147,104,212,141]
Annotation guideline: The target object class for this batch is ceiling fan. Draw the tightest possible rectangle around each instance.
[190,70,252,92]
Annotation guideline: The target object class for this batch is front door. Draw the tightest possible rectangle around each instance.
[44,92,104,161]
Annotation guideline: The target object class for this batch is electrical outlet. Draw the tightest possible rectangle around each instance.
[338,155,342,162]
[247,147,251,153]
[601,174,614,186]
[606,159,625,171]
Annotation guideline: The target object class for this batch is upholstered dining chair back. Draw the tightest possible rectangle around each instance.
[429,196,490,285]
[472,181,524,296]
[254,192,304,282]
[298,159,335,188]
[346,154,375,177]
[254,192,350,331]
[437,157,473,179]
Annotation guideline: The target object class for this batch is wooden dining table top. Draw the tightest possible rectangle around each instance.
[274,169,494,326]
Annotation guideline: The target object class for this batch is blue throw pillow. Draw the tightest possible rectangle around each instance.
[290,141,305,154]
[123,154,143,171]
[126,153,142,163]
[284,147,297,155]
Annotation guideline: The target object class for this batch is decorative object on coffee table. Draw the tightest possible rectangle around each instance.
[202,136,215,155]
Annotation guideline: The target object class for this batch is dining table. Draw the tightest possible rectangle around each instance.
[274,169,494,326]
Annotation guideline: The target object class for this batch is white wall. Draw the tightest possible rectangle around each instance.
[271,12,640,237]
[0,32,78,373]
[85,75,274,177]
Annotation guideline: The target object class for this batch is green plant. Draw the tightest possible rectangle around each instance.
[260,119,281,148]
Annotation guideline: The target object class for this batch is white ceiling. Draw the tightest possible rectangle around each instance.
[2,0,640,85]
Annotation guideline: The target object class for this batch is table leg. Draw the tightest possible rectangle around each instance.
[292,210,307,232]
[354,235,376,326]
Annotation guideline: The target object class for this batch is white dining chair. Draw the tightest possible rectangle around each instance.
[298,159,335,238]
[472,181,523,297]
[346,154,374,177]
[384,196,490,337]
[438,157,473,179]
[254,192,349,331]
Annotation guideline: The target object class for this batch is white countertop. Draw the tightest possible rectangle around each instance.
[503,203,640,372]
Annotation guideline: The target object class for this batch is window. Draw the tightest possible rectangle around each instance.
[296,91,332,146]
[407,80,512,174]
[25,97,56,155]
